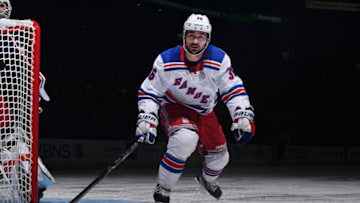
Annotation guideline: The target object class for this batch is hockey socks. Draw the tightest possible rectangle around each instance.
[157,152,185,189]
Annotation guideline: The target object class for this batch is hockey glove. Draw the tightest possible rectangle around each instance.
[135,112,158,144]
[39,72,50,102]
[231,107,255,145]
[39,72,50,114]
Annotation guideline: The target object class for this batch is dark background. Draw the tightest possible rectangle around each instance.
[10,0,360,146]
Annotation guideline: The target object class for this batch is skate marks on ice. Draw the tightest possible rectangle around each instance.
[42,166,360,203]
[169,172,360,203]
[40,200,143,203]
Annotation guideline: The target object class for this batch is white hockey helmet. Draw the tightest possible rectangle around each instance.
[183,13,212,56]
[0,0,11,19]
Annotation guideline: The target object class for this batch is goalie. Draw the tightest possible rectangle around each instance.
[0,73,55,201]
[0,0,55,201]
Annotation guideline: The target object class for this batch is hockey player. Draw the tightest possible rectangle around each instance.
[0,0,55,201]
[0,0,11,19]
[0,73,54,202]
[1,68,54,202]
[135,14,255,202]
[36,73,55,201]
[0,71,55,202]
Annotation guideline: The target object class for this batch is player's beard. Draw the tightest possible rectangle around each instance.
[187,43,203,55]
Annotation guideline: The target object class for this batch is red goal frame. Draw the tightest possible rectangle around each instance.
[0,19,41,203]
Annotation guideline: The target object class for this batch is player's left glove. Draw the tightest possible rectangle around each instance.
[231,106,255,145]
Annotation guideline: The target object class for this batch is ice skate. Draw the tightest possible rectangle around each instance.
[195,175,222,199]
[153,184,170,203]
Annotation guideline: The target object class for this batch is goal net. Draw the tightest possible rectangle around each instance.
[0,19,40,203]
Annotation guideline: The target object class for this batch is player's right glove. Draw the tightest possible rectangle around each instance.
[231,107,255,145]
[135,112,158,144]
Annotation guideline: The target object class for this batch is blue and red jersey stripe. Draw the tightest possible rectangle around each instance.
[221,84,247,104]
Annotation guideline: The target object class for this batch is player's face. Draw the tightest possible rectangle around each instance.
[185,31,208,55]
[0,3,9,17]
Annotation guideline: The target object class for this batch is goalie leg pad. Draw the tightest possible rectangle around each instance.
[37,157,55,189]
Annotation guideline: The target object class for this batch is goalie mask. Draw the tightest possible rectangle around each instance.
[0,0,11,19]
[183,13,212,56]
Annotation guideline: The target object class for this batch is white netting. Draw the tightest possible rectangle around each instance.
[0,19,37,203]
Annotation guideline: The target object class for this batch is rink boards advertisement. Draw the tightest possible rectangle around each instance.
[39,139,360,169]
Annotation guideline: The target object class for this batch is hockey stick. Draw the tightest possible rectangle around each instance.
[70,135,146,203]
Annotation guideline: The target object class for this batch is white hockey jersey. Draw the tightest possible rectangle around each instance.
[138,44,252,120]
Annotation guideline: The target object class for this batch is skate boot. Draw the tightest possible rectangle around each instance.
[38,188,46,202]
[195,175,222,199]
[153,184,170,203]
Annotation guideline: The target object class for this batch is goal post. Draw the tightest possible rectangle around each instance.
[0,19,41,203]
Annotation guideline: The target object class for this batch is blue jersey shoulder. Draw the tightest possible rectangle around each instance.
[205,44,226,63]
[160,45,182,63]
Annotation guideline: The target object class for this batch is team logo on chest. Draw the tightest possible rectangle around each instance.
[173,77,210,103]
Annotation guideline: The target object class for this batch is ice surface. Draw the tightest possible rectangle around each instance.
[41,165,360,203]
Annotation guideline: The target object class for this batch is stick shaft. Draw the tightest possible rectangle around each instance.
[70,141,140,203]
